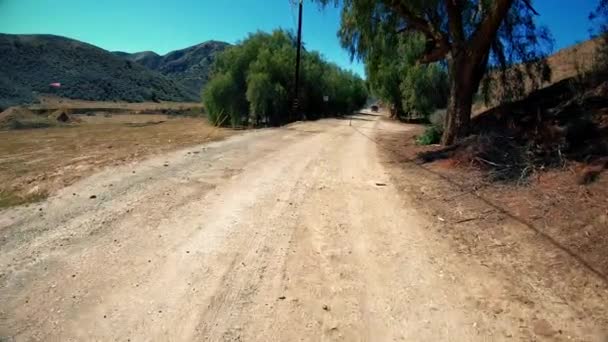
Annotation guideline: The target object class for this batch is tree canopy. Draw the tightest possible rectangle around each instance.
[317,0,552,144]
[203,30,368,127]
[365,32,449,121]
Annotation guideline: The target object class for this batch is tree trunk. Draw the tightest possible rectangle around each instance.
[442,56,473,145]
[439,0,512,145]
[389,104,398,119]
[441,50,489,145]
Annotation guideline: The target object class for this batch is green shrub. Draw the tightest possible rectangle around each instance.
[416,125,443,145]
[414,109,446,145]
[401,63,449,120]
[202,73,239,126]
[429,109,446,129]
[365,33,449,120]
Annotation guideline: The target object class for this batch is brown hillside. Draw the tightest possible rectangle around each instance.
[478,37,604,112]
[545,37,601,83]
[419,40,608,183]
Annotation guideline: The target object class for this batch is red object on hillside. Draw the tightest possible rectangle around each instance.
[49,82,61,88]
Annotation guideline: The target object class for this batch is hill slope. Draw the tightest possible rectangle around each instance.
[479,37,604,110]
[0,34,198,110]
[544,37,602,83]
[114,41,229,96]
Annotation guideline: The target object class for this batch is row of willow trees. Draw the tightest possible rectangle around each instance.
[203,30,368,127]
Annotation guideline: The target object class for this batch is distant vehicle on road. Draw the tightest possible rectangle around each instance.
[371,105,379,112]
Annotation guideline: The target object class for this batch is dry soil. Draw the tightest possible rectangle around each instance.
[0,114,606,341]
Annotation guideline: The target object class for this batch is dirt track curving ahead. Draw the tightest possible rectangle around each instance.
[1,113,606,341]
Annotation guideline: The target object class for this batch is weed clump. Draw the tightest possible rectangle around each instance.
[416,125,442,145]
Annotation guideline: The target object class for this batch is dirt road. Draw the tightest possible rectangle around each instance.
[1,114,606,341]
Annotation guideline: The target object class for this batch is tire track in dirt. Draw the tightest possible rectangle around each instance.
[1,115,606,341]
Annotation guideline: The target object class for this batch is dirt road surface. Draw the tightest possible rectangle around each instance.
[1,114,606,341]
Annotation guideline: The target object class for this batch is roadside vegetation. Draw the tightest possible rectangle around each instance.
[203,30,368,127]
[318,0,553,145]
[317,0,607,184]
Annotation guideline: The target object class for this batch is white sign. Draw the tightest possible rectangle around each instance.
[323,95,329,102]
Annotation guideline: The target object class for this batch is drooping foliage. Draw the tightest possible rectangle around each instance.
[317,0,552,144]
[591,0,608,31]
[479,1,553,105]
[203,30,368,127]
[365,32,449,120]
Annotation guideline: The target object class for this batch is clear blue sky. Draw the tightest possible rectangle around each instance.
[0,0,600,78]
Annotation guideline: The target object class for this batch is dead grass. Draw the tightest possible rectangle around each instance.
[0,114,230,208]
[474,37,604,114]
[32,96,203,111]
[0,106,58,130]
[545,37,602,84]
[425,77,608,186]
[0,190,48,208]
[377,125,608,331]
[376,120,608,283]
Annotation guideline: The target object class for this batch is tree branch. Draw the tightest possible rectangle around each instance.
[446,0,465,44]
[420,41,451,63]
[385,0,442,41]
[384,0,451,63]
[395,26,415,34]
[521,0,540,15]
[469,0,515,60]
[370,16,417,35]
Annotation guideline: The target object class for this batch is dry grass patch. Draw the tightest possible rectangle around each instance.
[0,115,230,208]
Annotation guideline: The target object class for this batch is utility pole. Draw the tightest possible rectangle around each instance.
[293,0,304,121]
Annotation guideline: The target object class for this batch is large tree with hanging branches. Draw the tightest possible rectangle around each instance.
[317,0,552,144]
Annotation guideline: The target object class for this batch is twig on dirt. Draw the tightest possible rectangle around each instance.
[454,217,479,224]
[518,165,533,185]
[475,157,505,167]
[445,190,474,201]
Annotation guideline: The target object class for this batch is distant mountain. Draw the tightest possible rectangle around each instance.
[114,41,230,96]
[121,51,163,70]
[0,34,202,110]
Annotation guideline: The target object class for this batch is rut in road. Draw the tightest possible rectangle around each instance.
[0,114,606,341]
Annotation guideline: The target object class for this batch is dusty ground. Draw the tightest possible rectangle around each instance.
[0,115,230,207]
[376,120,608,278]
[0,114,607,341]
